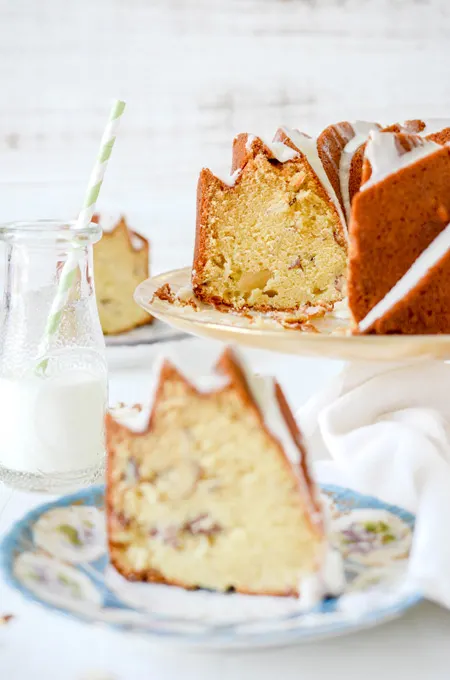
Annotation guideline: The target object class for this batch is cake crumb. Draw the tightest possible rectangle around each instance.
[0,614,13,626]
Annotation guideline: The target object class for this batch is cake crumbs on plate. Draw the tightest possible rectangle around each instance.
[152,281,336,331]
[153,283,200,310]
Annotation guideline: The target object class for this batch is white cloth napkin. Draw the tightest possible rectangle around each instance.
[298,358,450,608]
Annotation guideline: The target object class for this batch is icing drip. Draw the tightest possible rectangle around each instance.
[216,168,241,187]
[96,214,118,233]
[298,545,345,611]
[245,134,256,151]
[176,283,194,301]
[243,373,302,465]
[279,127,347,236]
[130,233,146,251]
[265,141,299,163]
[362,131,440,189]
[359,222,450,332]
[338,121,379,221]
[237,355,324,527]
[246,133,299,163]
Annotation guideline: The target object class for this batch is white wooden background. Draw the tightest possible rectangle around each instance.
[1,0,450,273]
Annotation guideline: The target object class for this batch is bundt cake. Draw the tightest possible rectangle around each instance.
[348,130,450,334]
[93,215,153,335]
[105,348,342,597]
[192,128,348,314]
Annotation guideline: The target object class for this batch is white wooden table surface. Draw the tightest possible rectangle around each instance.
[1,338,450,680]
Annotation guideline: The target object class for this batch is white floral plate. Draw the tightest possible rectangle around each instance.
[0,485,421,649]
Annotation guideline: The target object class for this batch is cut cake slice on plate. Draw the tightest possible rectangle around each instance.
[105,348,342,598]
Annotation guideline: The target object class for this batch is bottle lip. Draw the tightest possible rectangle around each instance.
[0,220,102,245]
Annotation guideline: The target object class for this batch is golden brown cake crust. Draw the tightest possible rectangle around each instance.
[317,122,381,217]
[348,144,366,206]
[106,349,324,593]
[317,122,354,212]
[348,144,450,334]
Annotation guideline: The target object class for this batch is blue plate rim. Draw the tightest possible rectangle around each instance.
[0,483,422,647]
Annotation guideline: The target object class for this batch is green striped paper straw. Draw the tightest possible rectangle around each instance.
[37,100,126,370]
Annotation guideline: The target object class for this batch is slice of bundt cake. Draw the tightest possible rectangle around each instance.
[317,121,380,221]
[192,129,347,313]
[348,130,450,334]
[105,348,341,597]
[93,215,153,335]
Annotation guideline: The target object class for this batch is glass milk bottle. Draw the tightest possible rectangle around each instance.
[0,220,107,492]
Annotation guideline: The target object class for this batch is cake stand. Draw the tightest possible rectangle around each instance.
[134,267,450,362]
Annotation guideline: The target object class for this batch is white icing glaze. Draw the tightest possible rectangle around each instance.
[94,214,146,251]
[243,372,302,465]
[298,545,345,612]
[338,121,379,221]
[235,352,329,534]
[359,221,450,332]
[176,283,194,301]
[362,131,440,189]
[95,213,118,233]
[130,233,146,251]
[246,133,299,163]
[216,168,241,187]
[245,134,256,151]
[279,127,347,236]
[265,140,299,163]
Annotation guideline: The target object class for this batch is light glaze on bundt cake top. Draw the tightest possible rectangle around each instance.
[383,119,450,145]
[192,127,347,314]
[317,121,380,222]
[105,348,343,598]
[359,130,438,186]
[348,130,450,335]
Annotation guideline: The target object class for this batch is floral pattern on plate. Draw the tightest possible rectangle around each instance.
[13,552,101,611]
[0,484,421,649]
[330,509,412,566]
[33,506,106,564]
